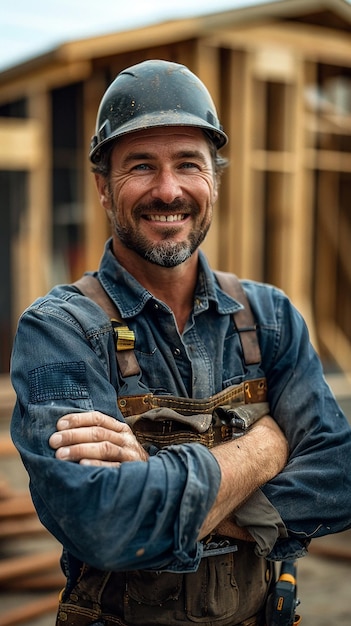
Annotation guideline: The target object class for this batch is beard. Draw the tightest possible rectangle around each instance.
[111,199,211,267]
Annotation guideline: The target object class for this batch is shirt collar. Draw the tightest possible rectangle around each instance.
[98,239,243,319]
[195,252,244,316]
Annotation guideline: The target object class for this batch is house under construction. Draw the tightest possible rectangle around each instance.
[0,0,350,375]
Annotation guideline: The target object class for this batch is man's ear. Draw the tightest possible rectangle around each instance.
[94,173,111,211]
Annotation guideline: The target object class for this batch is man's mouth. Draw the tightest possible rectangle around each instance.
[145,214,186,222]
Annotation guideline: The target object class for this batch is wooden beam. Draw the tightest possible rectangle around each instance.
[3,572,64,590]
[0,119,42,170]
[83,73,110,272]
[319,320,351,374]
[0,592,59,626]
[315,172,339,323]
[220,49,259,278]
[59,18,202,62]
[234,50,265,281]
[253,46,298,82]
[0,60,91,105]
[11,89,52,320]
[0,517,46,539]
[200,0,351,29]
[194,43,222,269]
[0,493,34,518]
[281,59,318,345]
[0,550,61,583]
[209,21,351,66]
[305,149,351,172]
[250,150,296,172]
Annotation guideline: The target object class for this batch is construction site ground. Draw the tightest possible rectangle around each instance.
[1,373,350,626]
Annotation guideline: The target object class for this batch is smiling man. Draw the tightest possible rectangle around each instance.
[100,129,215,265]
[94,126,217,333]
[10,60,351,626]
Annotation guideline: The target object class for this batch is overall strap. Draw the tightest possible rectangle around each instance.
[73,275,140,379]
[214,271,261,365]
[73,270,261,378]
[74,275,122,321]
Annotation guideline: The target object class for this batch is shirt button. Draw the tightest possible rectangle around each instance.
[154,303,159,310]
[173,348,181,356]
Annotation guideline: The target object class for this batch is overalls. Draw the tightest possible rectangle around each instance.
[56,273,274,626]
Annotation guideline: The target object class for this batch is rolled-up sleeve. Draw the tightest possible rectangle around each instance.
[246,285,351,560]
[13,434,220,571]
[11,297,221,572]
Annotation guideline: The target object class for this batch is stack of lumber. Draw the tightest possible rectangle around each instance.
[0,434,64,626]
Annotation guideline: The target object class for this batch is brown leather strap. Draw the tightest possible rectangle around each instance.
[214,271,261,366]
[73,275,140,378]
[74,275,122,322]
[118,377,267,418]
[73,270,261,377]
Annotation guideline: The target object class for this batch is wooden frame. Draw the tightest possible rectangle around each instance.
[0,0,350,373]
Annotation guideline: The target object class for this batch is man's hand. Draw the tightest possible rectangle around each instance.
[49,411,149,466]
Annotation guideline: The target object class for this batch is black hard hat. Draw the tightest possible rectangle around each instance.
[89,59,228,163]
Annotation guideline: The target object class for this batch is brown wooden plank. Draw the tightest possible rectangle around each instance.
[0,592,59,626]
[2,571,64,591]
[0,550,61,583]
[0,517,45,539]
[0,494,35,518]
[0,119,42,171]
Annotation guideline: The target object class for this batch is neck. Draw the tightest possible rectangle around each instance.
[113,241,199,333]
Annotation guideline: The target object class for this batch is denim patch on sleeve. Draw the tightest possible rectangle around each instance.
[29,361,89,402]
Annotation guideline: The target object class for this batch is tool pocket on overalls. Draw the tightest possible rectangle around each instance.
[126,569,183,605]
[184,551,239,622]
[56,564,111,626]
[124,570,183,624]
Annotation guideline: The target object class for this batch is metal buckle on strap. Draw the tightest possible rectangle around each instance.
[202,533,238,557]
[111,320,136,351]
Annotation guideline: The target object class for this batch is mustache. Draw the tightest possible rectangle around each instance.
[134,198,196,217]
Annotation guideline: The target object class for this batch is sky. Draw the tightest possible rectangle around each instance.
[1,0,274,72]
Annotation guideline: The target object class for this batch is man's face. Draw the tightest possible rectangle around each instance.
[95,127,218,267]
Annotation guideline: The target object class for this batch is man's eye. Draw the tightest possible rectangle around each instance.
[133,163,151,171]
[180,162,199,170]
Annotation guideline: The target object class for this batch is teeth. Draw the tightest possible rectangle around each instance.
[147,214,185,222]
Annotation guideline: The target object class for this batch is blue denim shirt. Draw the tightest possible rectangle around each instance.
[11,240,351,575]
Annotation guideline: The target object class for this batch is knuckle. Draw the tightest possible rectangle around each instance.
[63,431,74,445]
[92,425,106,441]
[93,411,106,426]
[100,441,114,459]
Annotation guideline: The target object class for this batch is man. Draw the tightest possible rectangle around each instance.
[11,60,351,626]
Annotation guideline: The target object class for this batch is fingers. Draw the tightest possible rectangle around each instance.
[50,411,131,450]
[49,411,149,464]
[50,424,129,449]
[55,411,126,433]
[80,458,122,468]
[53,440,124,463]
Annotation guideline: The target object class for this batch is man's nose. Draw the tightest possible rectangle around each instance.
[150,170,182,204]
